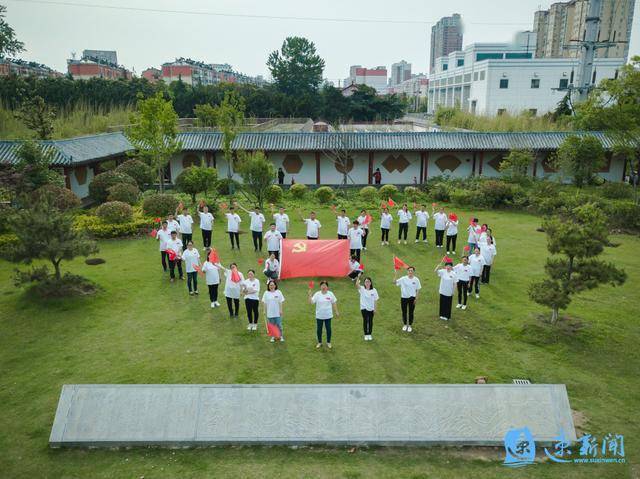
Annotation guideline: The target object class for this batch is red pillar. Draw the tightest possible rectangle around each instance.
[368,152,374,184]
[315,151,321,184]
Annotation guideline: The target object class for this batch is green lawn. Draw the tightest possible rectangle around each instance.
[0,206,638,478]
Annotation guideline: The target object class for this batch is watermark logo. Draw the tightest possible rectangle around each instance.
[503,427,536,467]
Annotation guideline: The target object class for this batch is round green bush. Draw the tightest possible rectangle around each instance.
[217,178,241,195]
[431,183,451,202]
[89,170,136,203]
[315,186,334,204]
[107,183,140,205]
[289,183,307,199]
[96,201,133,224]
[359,186,378,203]
[115,159,154,189]
[142,193,179,217]
[265,184,283,204]
[403,186,421,203]
[32,184,81,211]
[600,182,633,200]
[378,184,399,200]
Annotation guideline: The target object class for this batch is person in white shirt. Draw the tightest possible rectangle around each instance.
[264,223,283,260]
[225,207,242,250]
[480,237,497,284]
[218,263,245,318]
[166,214,180,238]
[308,281,339,349]
[156,221,172,273]
[301,211,321,240]
[356,209,370,250]
[176,209,194,246]
[468,247,486,299]
[397,204,412,244]
[272,206,290,238]
[446,215,459,255]
[263,253,280,282]
[435,259,458,321]
[198,204,214,248]
[433,207,448,248]
[414,205,429,243]
[202,249,222,308]
[347,220,364,262]
[453,256,472,310]
[241,269,261,331]
[393,266,422,332]
[348,255,361,280]
[262,281,285,342]
[334,209,350,239]
[166,231,183,282]
[467,218,479,253]
[355,275,379,341]
[236,202,266,252]
[380,206,393,246]
[182,241,200,296]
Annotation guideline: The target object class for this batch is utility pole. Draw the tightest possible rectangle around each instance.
[574,0,602,102]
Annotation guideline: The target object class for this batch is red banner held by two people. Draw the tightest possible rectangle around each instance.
[279,239,350,279]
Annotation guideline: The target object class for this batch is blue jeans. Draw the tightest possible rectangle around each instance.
[316,318,332,343]
[268,316,283,336]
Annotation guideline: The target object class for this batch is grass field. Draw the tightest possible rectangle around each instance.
[0,206,638,478]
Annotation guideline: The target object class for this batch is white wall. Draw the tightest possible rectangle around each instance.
[372,151,420,184]
[428,151,474,178]
[69,164,94,199]
[266,152,316,184]
[320,152,368,184]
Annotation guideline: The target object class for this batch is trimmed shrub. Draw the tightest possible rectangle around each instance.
[142,193,179,217]
[315,186,334,204]
[359,186,378,203]
[0,233,18,249]
[217,178,241,195]
[107,183,140,205]
[476,180,517,208]
[604,201,640,231]
[32,184,81,211]
[74,214,152,238]
[89,170,136,203]
[265,184,283,204]
[431,183,451,202]
[600,182,633,200]
[96,201,133,224]
[378,184,399,200]
[115,159,154,189]
[403,186,421,203]
[289,183,307,199]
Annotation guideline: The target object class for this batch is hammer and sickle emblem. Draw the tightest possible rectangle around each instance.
[292,242,307,253]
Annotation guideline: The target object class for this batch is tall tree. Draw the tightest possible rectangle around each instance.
[555,135,605,188]
[13,140,64,197]
[529,203,626,323]
[499,149,535,179]
[211,91,245,188]
[126,92,181,193]
[236,150,274,209]
[0,5,24,58]
[175,165,218,202]
[15,95,55,139]
[267,37,325,97]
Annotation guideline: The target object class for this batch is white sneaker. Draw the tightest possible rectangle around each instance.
[381,242,385,246]
[397,240,401,244]
[364,335,367,341]
[456,304,462,309]
[439,316,446,320]
[402,325,408,331]
[280,337,285,342]
[404,240,408,245]
[452,251,456,255]
[369,335,373,341]
[253,324,258,331]
[423,240,428,243]
[247,324,252,330]
[407,325,413,332]
[270,337,275,343]
[214,301,220,307]
[414,239,419,243]
[363,247,367,250]
[446,251,450,254]
[462,305,467,310]
[211,302,215,308]
[475,294,480,299]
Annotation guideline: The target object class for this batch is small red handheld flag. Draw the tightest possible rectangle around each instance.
[266,322,281,339]
[463,245,470,252]
[387,197,396,207]
[358,263,364,271]
[166,248,177,261]
[257,258,264,265]
[231,266,241,283]
[208,248,220,264]
[432,202,437,207]
[393,256,408,270]
[153,217,162,223]
[443,256,453,263]
[380,201,388,209]
[150,229,158,238]
[449,213,458,221]
[363,214,372,226]
[308,280,314,289]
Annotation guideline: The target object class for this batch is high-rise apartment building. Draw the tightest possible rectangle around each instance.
[390,60,412,86]
[430,14,463,74]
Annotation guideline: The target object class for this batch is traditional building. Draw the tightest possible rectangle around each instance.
[0,58,61,78]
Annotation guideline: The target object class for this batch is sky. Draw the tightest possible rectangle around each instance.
[4,0,640,83]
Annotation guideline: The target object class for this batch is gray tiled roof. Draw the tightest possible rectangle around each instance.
[0,131,614,166]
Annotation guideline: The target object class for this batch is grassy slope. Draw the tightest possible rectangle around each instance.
[0,207,638,478]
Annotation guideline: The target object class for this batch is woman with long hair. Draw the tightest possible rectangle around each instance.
[308,281,339,349]
[241,269,261,331]
[262,280,285,343]
[356,274,379,341]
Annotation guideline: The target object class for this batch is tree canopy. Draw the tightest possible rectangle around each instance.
[267,36,325,96]
[0,5,24,58]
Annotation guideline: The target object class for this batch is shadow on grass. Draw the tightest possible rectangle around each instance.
[515,314,593,347]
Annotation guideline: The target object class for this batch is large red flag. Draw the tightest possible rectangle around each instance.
[266,322,281,338]
[279,239,350,279]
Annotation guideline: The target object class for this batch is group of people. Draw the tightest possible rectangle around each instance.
[153,201,498,347]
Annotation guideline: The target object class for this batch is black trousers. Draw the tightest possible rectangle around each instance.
[161,251,168,271]
[338,234,347,240]
[268,250,280,261]
[348,270,360,279]
[400,297,416,325]
[226,297,240,315]
[481,265,492,284]
[187,271,198,292]
[416,226,427,240]
[182,233,193,245]
[169,259,183,279]
[381,228,389,242]
[280,232,287,239]
[457,280,469,305]
[361,309,374,334]
[208,284,219,302]
[201,229,212,248]
[245,298,259,323]
[435,229,445,246]
[350,248,361,262]
[361,229,368,248]
[264,269,278,280]
[307,236,318,240]
[439,294,453,319]
[469,275,481,294]
[446,234,457,252]
[398,222,409,240]
[251,230,263,251]
[228,232,240,249]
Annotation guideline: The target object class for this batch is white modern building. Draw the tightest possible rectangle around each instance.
[427,33,624,116]
[344,65,388,93]
[390,61,412,86]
